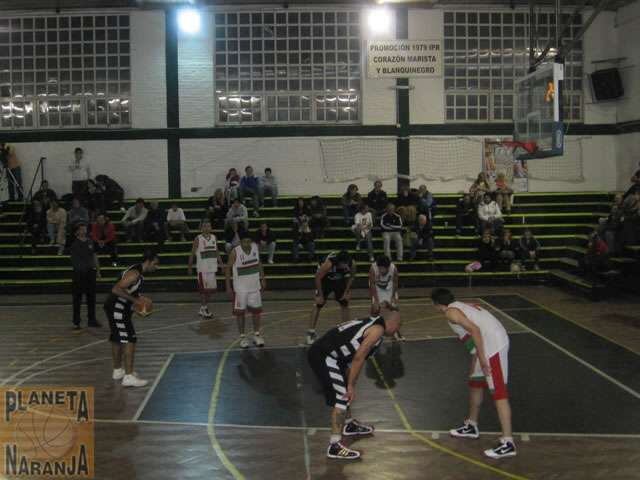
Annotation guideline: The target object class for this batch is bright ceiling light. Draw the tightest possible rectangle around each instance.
[178,8,201,34]
[367,8,392,34]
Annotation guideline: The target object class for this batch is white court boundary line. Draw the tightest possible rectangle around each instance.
[133,353,175,421]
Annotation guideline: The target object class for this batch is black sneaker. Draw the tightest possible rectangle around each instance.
[484,439,517,459]
[343,419,374,436]
[72,325,82,332]
[88,321,102,328]
[326,442,361,460]
[449,420,479,439]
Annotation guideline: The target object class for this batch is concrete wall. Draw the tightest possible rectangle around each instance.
[615,1,640,123]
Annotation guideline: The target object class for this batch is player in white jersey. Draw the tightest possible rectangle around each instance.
[225,232,266,348]
[368,255,404,341]
[188,219,223,318]
[430,288,516,460]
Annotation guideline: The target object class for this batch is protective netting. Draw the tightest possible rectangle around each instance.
[319,137,397,183]
[526,137,585,182]
[410,136,483,182]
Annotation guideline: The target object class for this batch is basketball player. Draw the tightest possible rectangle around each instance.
[307,250,356,345]
[369,255,404,341]
[430,288,516,459]
[225,232,266,348]
[188,219,223,318]
[104,250,160,387]
[308,307,402,459]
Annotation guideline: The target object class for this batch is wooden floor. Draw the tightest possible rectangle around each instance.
[0,285,639,480]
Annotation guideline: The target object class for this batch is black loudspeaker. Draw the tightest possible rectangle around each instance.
[590,68,624,101]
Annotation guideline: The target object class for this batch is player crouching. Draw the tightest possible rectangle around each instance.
[188,219,223,318]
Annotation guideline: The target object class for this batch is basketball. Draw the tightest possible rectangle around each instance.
[134,296,153,317]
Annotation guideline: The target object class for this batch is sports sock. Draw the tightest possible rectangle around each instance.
[308,329,316,334]
[502,436,514,444]
[330,434,341,444]
[254,331,261,336]
[467,419,478,427]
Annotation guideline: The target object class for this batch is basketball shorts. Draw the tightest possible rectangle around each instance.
[373,288,398,308]
[104,301,137,344]
[307,345,349,411]
[233,290,262,314]
[468,346,509,400]
[197,271,217,292]
[319,279,348,306]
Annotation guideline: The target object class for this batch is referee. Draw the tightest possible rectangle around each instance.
[70,222,101,330]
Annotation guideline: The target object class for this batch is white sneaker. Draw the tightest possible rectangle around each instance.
[199,306,213,318]
[253,333,265,347]
[306,330,317,346]
[239,336,250,349]
[121,374,148,387]
[267,259,274,264]
[112,368,125,380]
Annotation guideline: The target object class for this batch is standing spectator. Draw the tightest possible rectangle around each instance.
[292,214,316,263]
[623,162,640,199]
[165,202,190,241]
[367,180,388,219]
[144,201,167,244]
[68,197,90,231]
[410,214,435,260]
[342,184,361,225]
[470,172,491,206]
[91,213,118,266]
[68,147,91,203]
[308,195,328,239]
[259,167,278,207]
[621,190,640,247]
[352,203,374,262]
[95,174,124,211]
[239,165,262,217]
[477,229,498,272]
[70,223,101,330]
[478,193,504,235]
[122,198,148,242]
[225,168,241,203]
[380,203,403,262]
[455,193,476,235]
[25,199,47,253]
[580,231,610,279]
[599,194,624,255]
[254,222,277,264]
[396,185,418,225]
[416,185,437,223]
[224,221,246,253]
[292,197,310,226]
[494,173,513,214]
[519,228,541,270]
[46,199,67,255]
[33,180,57,210]
[0,143,22,201]
[226,198,249,230]
[87,178,106,217]
[207,188,228,229]
[496,229,519,269]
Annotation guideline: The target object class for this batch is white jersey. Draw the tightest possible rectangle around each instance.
[447,301,509,357]
[195,234,219,273]
[232,243,261,293]
[370,263,397,292]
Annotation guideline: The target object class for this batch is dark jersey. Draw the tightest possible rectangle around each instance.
[321,252,353,282]
[105,264,144,311]
[314,316,385,364]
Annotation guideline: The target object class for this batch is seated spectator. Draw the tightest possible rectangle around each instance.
[367,180,388,219]
[519,228,541,270]
[91,213,118,265]
[380,203,403,262]
[224,221,246,253]
[455,193,477,235]
[33,180,57,210]
[292,214,316,262]
[599,194,624,255]
[166,202,190,241]
[342,184,361,225]
[623,163,640,199]
[580,231,610,279]
[206,188,228,229]
[410,214,435,260]
[496,229,519,269]
[308,195,328,239]
[477,229,498,272]
[225,168,241,203]
[239,165,261,217]
[470,172,492,205]
[396,185,418,225]
[226,198,249,230]
[122,198,148,242]
[292,197,311,227]
[68,197,89,229]
[621,190,640,247]
[259,167,278,207]
[144,201,167,244]
[87,178,106,216]
[416,185,437,223]
[494,173,513,214]
[25,199,47,253]
[352,203,374,262]
[95,174,124,211]
[46,199,67,255]
[478,193,504,235]
[254,222,276,264]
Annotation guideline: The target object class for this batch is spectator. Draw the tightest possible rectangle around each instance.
[166,202,190,241]
[396,185,417,225]
[225,168,241,203]
[25,199,47,253]
[599,194,624,255]
[91,213,118,266]
[308,195,329,239]
[122,198,148,242]
[478,193,504,235]
[68,147,91,203]
[476,229,498,272]
[0,143,22,201]
[621,190,640,247]
[224,221,246,253]
[292,197,311,226]
[292,214,316,262]
[623,162,640,199]
[455,193,476,235]
[380,203,403,262]
[254,222,277,264]
[68,197,90,231]
[367,180,388,219]
[470,172,491,205]
[580,231,610,279]
[352,203,374,262]
[87,178,106,216]
[226,198,249,230]
[33,180,57,210]
[409,214,435,260]
[207,188,228,229]
[94,174,124,211]
[416,184,437,223]
[342,184,361,225]
[495,172,513,214]
[259,167,278,207]
[70,223,101,329]
[46,199,67,255]
[144,201,167,244]
[239,165,262,217]
[496,229,519,269]
[519,228,541,270]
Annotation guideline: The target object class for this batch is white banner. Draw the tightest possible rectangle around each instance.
[367,39,442,79]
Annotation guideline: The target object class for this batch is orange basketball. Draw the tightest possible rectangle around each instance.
[134,296,153,317]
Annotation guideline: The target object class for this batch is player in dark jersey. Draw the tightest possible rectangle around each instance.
[308,307,401,459]
[104,250,159,387]
[306,250,356,345]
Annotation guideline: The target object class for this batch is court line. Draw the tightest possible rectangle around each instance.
[294,357,312,480]
[370,356,529,480]
[478,298,640,401]
[133,353,175,421]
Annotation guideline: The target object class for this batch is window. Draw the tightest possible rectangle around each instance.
[0,14,131,129]
[444,10,583,122]
[214,10,361,124]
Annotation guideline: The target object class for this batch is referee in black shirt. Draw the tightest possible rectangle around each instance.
[70,222,102,329]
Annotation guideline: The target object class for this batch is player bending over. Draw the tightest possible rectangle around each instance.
[430,288,516,459]
[188,219,223,318]
[368,255,404,341]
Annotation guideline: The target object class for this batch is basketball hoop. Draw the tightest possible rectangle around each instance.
[499,141,538,155]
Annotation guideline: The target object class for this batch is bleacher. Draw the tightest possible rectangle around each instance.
[0,191,638,297]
